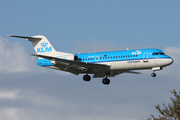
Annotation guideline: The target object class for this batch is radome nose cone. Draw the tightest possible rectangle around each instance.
[168,58,173,65]
[170,58,173,64]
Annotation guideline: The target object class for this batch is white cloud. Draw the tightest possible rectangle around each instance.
[0,108,20,120]
[0,36,51,75]
[0,108,37,120]
[0,89,145,120]
[0,89,62,120]
[0,90,19,99]
[0,36,40,73]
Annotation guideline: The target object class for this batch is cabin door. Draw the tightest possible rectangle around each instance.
[95,56,99,62]
[143,52,148,62]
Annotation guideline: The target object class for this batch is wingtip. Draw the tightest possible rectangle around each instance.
[31,54,37,57]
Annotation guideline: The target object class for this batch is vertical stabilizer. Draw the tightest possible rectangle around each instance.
[7,35,58,57]
[30,35,57,56]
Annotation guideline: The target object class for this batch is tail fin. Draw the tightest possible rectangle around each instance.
[7,35,57,57]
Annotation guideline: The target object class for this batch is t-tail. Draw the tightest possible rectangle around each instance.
[7,35,77,61]
[7,35,57,56]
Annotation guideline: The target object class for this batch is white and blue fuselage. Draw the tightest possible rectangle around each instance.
[76,48,173,72]
[8,35,173,85]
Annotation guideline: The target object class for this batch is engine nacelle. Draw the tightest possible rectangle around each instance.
[49,54,79,65]
[74,55,79,61]
[57,55,79,61]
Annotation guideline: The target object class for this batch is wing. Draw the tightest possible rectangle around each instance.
[32,54,141,77]
[32,54,111,75]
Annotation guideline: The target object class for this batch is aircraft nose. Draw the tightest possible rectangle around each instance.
[166,57,173,66]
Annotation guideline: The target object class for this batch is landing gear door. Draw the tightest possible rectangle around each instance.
[143,52,148,62]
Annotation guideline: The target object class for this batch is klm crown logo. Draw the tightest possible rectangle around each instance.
[41,41,48,47]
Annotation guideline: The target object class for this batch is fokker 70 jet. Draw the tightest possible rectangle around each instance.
[8,35,173,85]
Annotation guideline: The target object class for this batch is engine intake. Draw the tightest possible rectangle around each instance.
[74,55,79,61]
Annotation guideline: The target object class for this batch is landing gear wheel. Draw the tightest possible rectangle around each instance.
[83,75,91,81]
[102,78,110,85]
[151,73,156,77]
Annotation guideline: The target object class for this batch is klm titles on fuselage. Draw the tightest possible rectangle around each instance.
[37,41,52,53]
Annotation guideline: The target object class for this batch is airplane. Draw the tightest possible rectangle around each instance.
[7,35,173,85]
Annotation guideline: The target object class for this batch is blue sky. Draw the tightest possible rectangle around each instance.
[0,0,180,120]
[1,0,180,51]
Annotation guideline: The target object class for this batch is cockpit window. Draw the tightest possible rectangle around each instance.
[152,52,159,55]
[159,52,165,55]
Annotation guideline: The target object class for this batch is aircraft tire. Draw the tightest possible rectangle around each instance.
[83,75,91,81]
[151,73,156,77]
[102,78,110,85]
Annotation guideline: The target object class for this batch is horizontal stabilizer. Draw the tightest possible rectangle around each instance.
[7,35,42,41]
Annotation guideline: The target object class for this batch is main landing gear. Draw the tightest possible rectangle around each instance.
[151,71,156,77]
[83,74,110,85]
[83,74,91,81]
[102,77,110,85]
[102,74,110,85]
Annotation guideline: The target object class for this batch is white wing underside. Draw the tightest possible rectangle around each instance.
[33,54,141,78]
